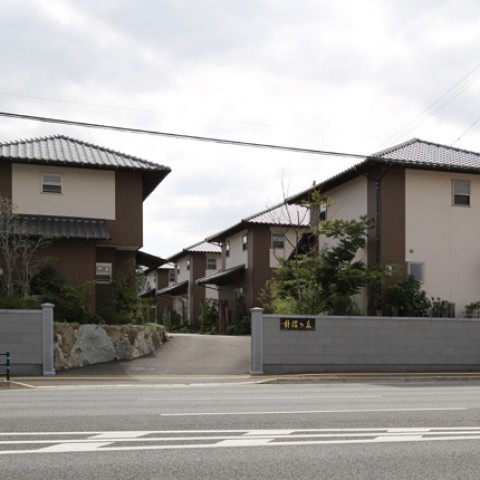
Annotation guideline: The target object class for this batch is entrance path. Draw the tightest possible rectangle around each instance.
[56,333,252,377]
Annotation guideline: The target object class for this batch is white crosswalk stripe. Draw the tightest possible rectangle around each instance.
[2,427,480,455]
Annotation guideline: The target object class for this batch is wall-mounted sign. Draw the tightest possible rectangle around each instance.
[280,318,316,331]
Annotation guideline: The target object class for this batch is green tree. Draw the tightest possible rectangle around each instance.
[0,196,48,303]
[262,214,379,315]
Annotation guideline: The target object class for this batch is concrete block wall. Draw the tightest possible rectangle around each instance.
[250,309,480,374]
[0,305,54,376]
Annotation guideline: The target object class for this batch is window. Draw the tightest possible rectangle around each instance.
[96,263,112,283]
[41,173,63,194]
[207,258,217,270]
[242,233,248,251]
[272,232,285,249]
[319,203,327,221]
[407,262,424,282]
[168,271,175,282]
[452,180,470,206]
[225,241,230,257]
[186,260,190,271]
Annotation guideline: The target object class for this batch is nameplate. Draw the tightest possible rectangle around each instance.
[280,318,316,331]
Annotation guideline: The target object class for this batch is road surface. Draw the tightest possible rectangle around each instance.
[2,381,480,479]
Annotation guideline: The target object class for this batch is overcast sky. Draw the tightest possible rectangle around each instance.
[1,0,480,258]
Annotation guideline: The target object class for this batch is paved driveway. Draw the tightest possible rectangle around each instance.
[56,334,252,377]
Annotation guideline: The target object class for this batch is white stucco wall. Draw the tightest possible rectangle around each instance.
[204,253,221,300]
[405,169,480,314]
[176,256,191,284]
[225,230,248,269]
[12,164,115,219]
[269,227,308,268]
[321,175,369,312]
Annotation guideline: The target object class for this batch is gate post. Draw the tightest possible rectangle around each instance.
[250,307,264,375]
[41,303,56,376]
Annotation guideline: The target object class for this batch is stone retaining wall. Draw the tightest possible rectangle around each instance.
[54,323,166,371]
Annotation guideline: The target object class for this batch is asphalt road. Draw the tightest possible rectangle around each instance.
[2,382,480,479]
[37,333,253,385]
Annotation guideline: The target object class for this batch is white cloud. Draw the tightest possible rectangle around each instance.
[1,0,480,257]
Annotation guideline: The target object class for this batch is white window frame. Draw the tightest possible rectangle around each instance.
[206,257,217,270]
[271,232,285,249]
[242,233,248,251]
[452,180,470,206]
[225,241,230,257]
[96,262,112,284]
[41,173,63,194]
[168,270,176,283]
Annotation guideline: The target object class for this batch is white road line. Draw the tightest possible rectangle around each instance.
[89,432,151,439]
[37,442,113,452]
[4,434,480,454]
[161,407,467,416]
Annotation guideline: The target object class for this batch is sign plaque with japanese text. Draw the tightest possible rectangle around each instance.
[280,318,316,331]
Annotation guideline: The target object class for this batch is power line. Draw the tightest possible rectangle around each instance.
[380,61,480,147]
[0,111,367,159]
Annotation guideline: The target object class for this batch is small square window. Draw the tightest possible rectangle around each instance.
[407,262,424,282]
[242,233,248,251]
[41,173,63,194]
[207,258,217,270]
[96,263,112,283]
[272,232,285,249]
[452,180,470,206]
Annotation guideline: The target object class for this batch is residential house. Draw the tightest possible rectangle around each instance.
[288,138,480,316]
[157,241,222,328]
[197,202,311,329]
[0,134,170,313]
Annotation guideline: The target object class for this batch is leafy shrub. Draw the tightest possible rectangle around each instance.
[199,298,219,334]
[388,275,431,317]
[30,266,93,323]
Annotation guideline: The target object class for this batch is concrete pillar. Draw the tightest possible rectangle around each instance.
[250,307,264,375]
[41,303,55,376]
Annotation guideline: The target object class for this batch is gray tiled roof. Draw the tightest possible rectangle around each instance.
[287,138,480,205]
[370,138,480,170]
[207,202,311,242]
[157,280,188,296]
[188,241,222,253]
[0,134,170,172]
[246,203,310,226]
[196,264,245,286]
[168,240,221,262]
[17,214,110,240]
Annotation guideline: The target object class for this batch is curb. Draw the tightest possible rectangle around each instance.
[0,380,35,390]
[257,374,480,384]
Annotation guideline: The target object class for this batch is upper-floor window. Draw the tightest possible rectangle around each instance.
[319,203,327,221]
[225,241,230,257]
[96,262,112,284]
[207,258,217,270]
[452,180,470,206]
[242,233,248,251]
[168,270,176,282]
[272,232,285,249]
[41,173,63,194]
[186,260,191,271]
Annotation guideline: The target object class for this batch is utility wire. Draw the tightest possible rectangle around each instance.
[0,111,367,159]
[380,61,480,147]
[452,114,480,145]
